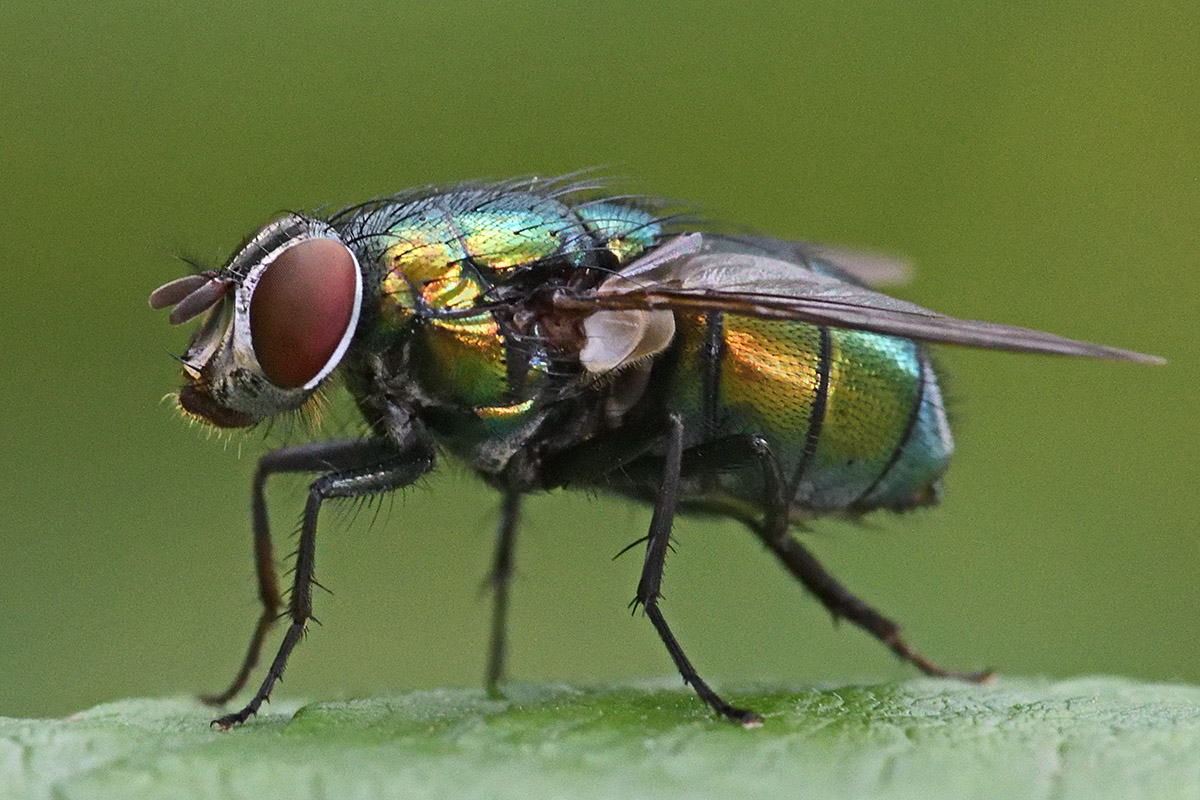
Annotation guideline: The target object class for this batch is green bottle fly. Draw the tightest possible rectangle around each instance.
[149,176,1162,727]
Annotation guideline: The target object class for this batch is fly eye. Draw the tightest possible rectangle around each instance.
[249,237,361,389]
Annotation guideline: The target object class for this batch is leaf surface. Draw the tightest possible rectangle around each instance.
[3,678,1199,800]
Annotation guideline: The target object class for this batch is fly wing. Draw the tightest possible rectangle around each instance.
[700,233,912,287]
[560,234,1163,365]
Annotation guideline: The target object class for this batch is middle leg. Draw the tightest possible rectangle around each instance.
[484,488,521,696]
[633,415,761,725]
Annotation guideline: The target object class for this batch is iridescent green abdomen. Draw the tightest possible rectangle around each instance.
[667,314,952,515]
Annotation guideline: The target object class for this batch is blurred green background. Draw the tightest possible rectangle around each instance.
[0,1,1195,720]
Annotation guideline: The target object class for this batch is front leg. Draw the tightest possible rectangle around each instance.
[212,438,435,729]
[202,438,400,706]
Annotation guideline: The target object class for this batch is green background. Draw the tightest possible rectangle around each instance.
[0,1,1195,722]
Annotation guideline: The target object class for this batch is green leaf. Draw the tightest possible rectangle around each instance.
[3,678,1200,799]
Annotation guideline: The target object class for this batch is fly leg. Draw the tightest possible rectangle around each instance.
[484,489,521,696]
[671,434,988,682]
[634,415,761,726]
[756,528,991,681]
[201,439,401,706]
[212,441,435,729]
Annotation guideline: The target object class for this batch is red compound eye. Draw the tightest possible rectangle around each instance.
[250,237,360,389]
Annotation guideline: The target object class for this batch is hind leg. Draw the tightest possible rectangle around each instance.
[675,434,990,682]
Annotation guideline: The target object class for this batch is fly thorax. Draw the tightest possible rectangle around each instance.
[332,189,668,464]
[362,197,595,440]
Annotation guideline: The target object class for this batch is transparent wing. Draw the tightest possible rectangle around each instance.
[558,234,1163,364]
[701,233,912,287]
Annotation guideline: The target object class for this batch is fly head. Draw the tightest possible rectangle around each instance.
[149,214,363,428]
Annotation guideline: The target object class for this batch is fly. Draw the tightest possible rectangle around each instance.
[149,176,1163,728]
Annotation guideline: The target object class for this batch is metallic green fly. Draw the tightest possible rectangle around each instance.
[150,176,1162,727]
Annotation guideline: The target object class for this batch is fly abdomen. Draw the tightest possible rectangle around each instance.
[794,330,950,512]
[851,355,954,511]
[667,315,952,516]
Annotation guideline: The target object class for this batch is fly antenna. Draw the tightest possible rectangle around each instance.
[149,272,234,325]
